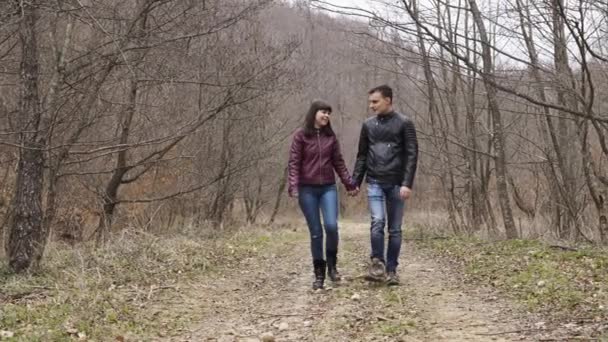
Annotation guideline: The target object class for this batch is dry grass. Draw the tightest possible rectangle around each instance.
[405,210,450,237]
[411,211,608,338]
[0,223,299,341]
[405,208,604,244]
[418,237,608,338]
[426,238,606,306]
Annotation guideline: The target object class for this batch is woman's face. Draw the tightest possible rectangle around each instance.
[314,109,331,128]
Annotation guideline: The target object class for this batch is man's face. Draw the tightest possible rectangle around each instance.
[368,91,392,115]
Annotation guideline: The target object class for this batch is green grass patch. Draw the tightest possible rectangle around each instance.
[382,288,403,305]
[417,237,608,321]
[375,320,413,336]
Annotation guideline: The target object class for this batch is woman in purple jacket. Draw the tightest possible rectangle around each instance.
[288,100,358,290]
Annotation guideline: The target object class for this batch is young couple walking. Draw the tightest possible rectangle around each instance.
[288,85,419,290]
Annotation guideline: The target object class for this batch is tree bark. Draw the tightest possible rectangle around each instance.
[268,166,287,224]
[551,0,581,240]
[95,78,135,245]
[468,0,517,239]
[95,1,147,244]
[7,1,46,272]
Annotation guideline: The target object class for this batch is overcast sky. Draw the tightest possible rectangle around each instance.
[312,0,387,11]
[309,0,593,67]
[310,0,419,21]
[318,0,370,7]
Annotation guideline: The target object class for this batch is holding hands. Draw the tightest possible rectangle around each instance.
[288,189,298,199]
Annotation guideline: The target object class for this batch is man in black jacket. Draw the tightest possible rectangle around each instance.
[353,85,418,286]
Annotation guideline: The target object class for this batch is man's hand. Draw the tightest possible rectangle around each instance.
[399,186,412,200]
[348,187,360,197]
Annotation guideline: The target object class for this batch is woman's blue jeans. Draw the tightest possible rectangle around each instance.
[298,184,339,262]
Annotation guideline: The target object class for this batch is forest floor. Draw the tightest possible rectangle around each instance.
[1,220,606,341]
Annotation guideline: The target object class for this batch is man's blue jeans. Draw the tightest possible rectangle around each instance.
[298,184,339,262]
[367,180,405,272]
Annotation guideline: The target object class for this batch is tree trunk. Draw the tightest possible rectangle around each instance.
[95,74,136,244]
[514,0,577,239]
[96,169,126,245]
[44,60,113,244]
[579,120,608,242]
[95,1,147,244]
[468,0,517,239]
[461,6,482,232]
[7,1,46,272]
[412,0,463,233]
[211,114,234,225]
[268,166,288,224]
[550,0,583,240]
[508,173,535,218]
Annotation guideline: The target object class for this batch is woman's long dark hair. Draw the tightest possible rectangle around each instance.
[303,100,335,136]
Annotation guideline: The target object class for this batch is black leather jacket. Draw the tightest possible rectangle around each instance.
[353,111,418,187]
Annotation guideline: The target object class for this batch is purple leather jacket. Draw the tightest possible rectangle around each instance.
[288,128,356,196]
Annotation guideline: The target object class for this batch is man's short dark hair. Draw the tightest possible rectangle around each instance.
[368,85,393,102]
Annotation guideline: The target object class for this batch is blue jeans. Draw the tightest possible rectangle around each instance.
[367,180,405,272]
[298,184,339,262]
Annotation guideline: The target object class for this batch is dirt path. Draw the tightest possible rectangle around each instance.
[166,222,553,341]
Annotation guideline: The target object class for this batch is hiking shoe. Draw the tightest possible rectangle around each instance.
[366,257,386,282]
[386,271,399,286]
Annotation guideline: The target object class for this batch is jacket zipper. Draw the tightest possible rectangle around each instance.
[317,130,322,184]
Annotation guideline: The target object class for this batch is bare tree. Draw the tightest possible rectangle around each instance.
[466,0,517,238]
[309,0,608,241]
[7,0,46,271]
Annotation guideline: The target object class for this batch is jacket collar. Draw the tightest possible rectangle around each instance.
[376,110,396,119]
